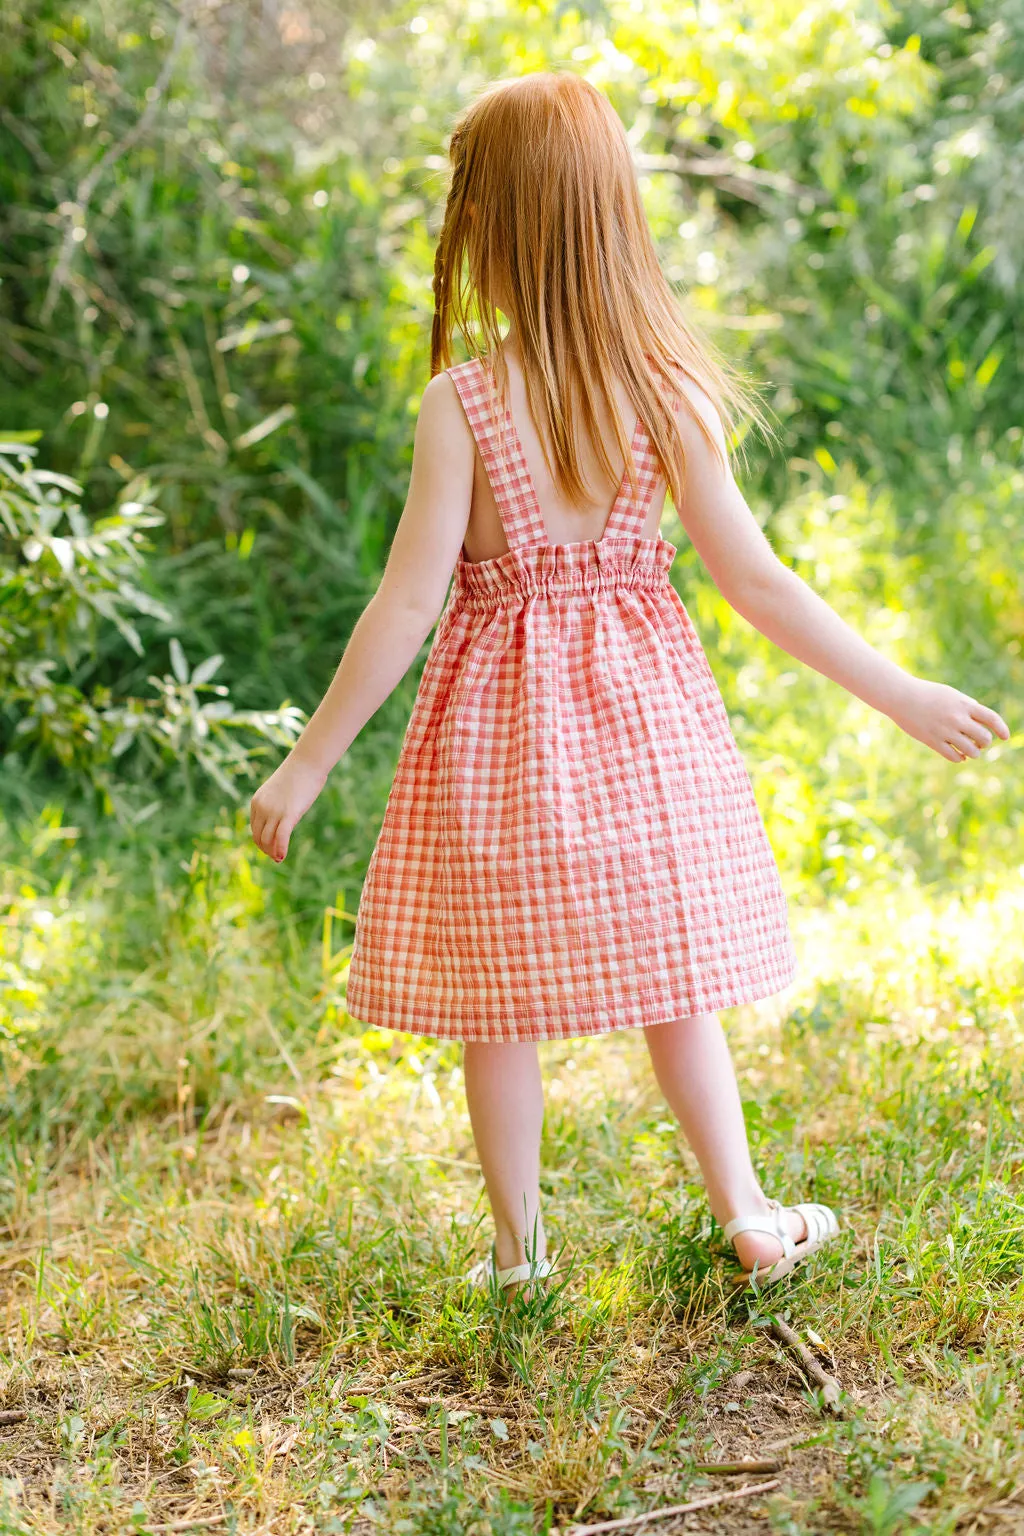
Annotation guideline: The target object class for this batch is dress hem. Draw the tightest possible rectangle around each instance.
[343,961,798,1045]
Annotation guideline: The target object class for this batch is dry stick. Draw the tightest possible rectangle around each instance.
[0,1409,28,1425]
[769,1316,844,1414]
[144,1516,228,1534]
[692,1458,781,1475]
[556,1478,780,1536]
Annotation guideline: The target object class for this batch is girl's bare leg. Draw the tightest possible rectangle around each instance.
[643,1011,807,1271]
[463,1041,547,1274]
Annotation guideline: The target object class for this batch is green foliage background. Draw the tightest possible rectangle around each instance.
[1,11,1023,1528]
[1,0,1021,1103]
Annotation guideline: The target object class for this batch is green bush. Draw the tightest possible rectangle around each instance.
[0,435,302,807]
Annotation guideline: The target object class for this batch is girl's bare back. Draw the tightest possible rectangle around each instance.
[461,346,670,563]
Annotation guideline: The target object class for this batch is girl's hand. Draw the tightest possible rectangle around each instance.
[889,677,1010,762]
[249,753,327,862]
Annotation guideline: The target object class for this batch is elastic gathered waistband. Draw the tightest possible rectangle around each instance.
[453,533,677,609]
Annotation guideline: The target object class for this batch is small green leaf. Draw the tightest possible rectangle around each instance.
[186,1391,230,1422]
[974,348,1003,391]
[191,653,224,685]
[34,469,84,494]
[169,637,189,682]
[50,535,74,573]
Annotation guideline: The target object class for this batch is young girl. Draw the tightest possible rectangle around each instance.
[250,72,1010,1296]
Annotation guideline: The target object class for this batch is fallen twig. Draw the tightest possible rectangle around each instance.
[143,1515,228,1533]
[555,1478,780,1535]
[0,1409,28,1425]
[692,1458,781,1475]
[769,1316,844,1415]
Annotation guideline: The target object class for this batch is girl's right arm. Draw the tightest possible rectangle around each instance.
[669,377,1010,761]
[249,372,475,862]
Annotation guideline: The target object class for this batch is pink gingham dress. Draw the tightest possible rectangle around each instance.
[344,355,798,1043]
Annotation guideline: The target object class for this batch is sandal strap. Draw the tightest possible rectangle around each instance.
[494,1255,554,1288]
[464,1244,557,1291]
[724,1200,839,1253]
[723,1202,794,1257]
[792,1202,839,1244]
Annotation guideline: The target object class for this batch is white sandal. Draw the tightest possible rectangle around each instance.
[723,1197,840,1286]
[463,1243,556,1294]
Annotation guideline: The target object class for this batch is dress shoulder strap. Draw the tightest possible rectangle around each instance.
[601,362,685,539]
[448,356,683,548]
[600,416,663,540]
[447,358,548,552]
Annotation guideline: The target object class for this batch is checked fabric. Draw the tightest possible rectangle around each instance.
[344,355,797,1042]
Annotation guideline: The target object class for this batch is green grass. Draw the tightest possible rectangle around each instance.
[2,818,1023,1532]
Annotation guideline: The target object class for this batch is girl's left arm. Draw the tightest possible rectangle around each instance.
[250,372,474,862]
[668,375,1011,762]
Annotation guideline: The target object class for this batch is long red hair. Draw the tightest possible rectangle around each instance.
[430,70,777,514]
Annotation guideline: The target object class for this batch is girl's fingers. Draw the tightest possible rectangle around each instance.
[254,806,275,857]
[272,818,289,861]
[264,813,283,860]
[249,791,294,860]
[970,702,1010,738]
[949,730,982,758]
[939,738,968,762]
[959,721,992,750]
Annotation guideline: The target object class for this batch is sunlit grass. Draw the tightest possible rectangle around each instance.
[2,818,1023,1531]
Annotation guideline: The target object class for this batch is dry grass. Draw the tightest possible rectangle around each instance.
[2,843,1024,1533]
